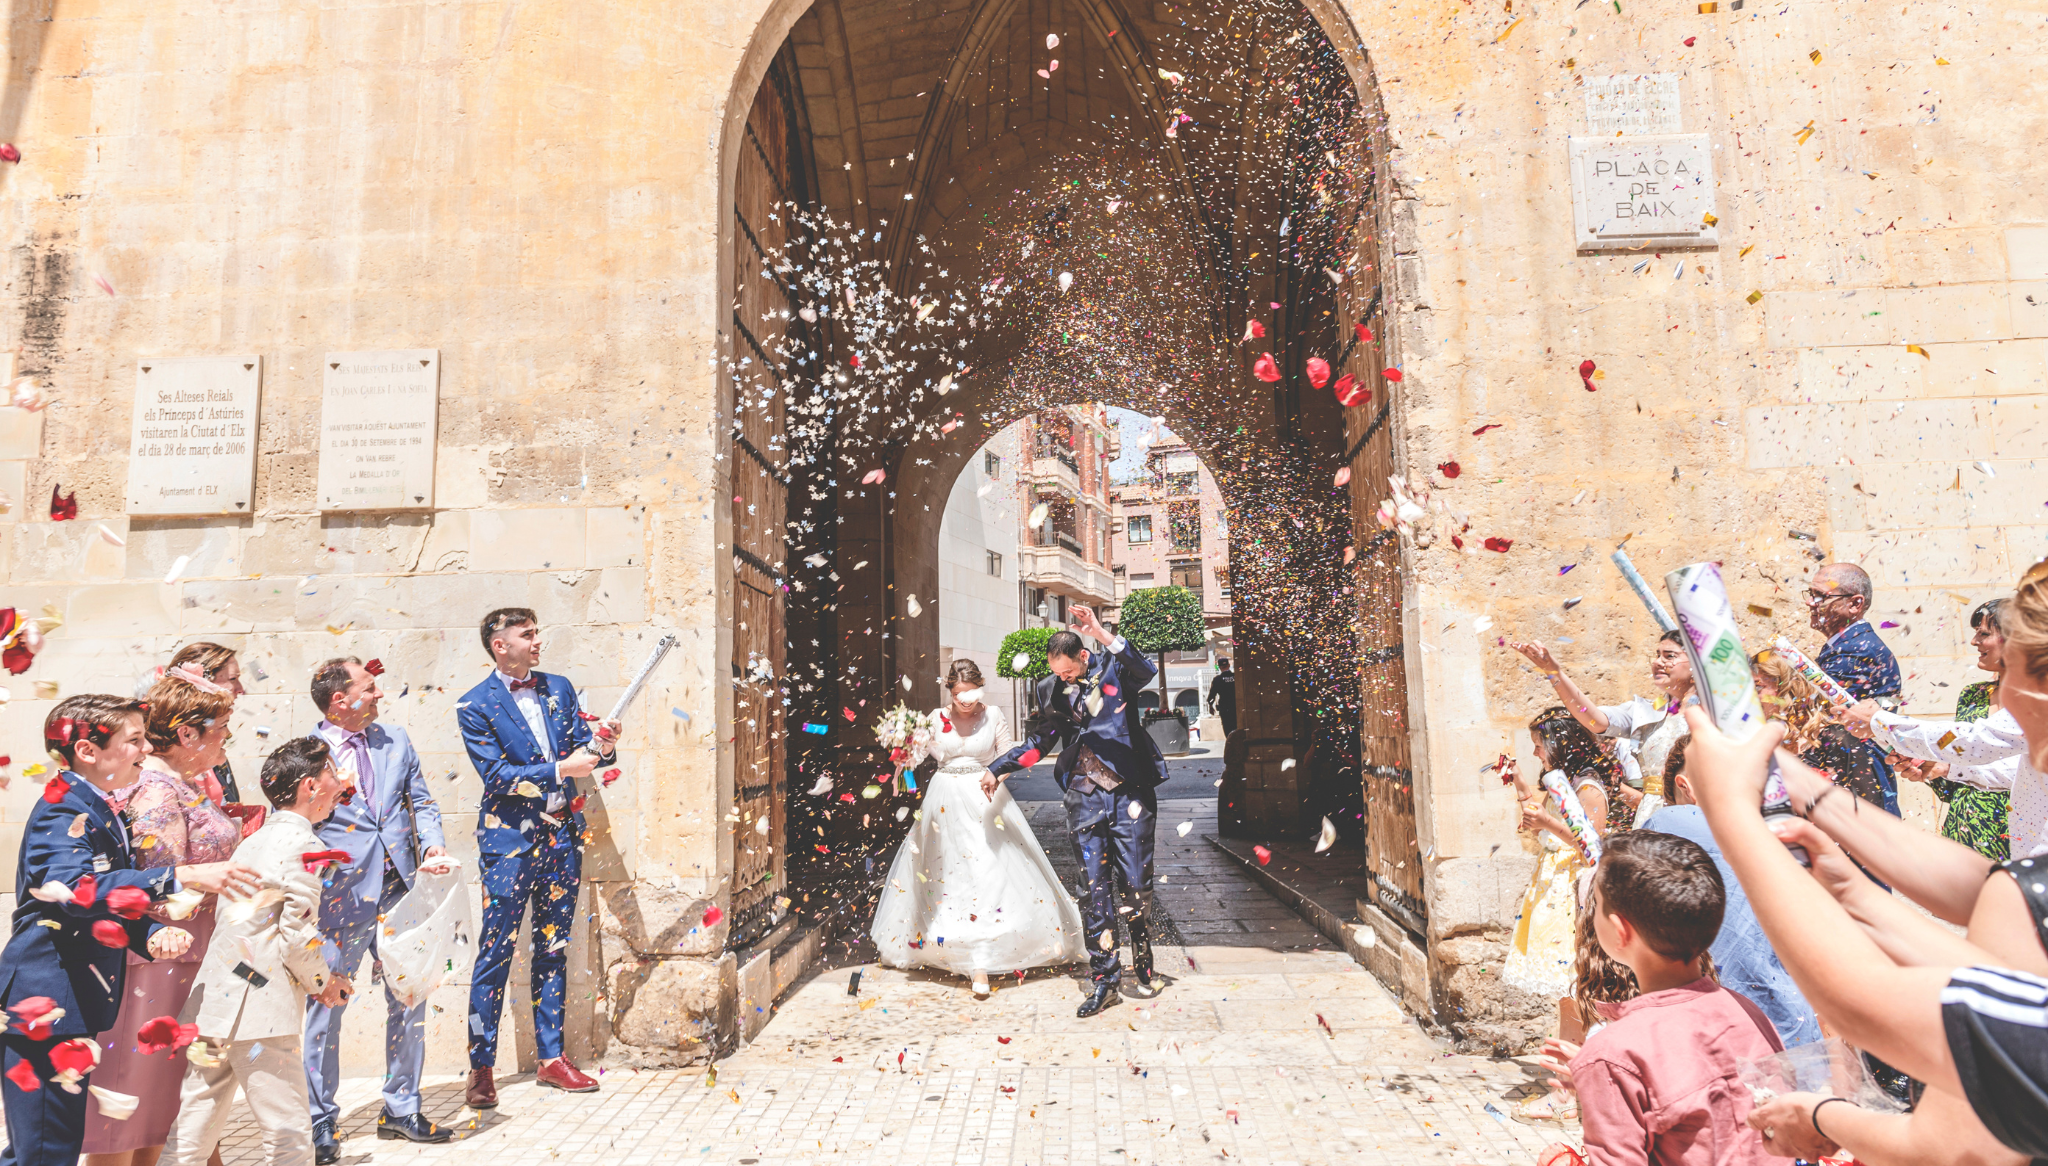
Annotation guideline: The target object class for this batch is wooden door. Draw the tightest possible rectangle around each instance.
[726,56,805,949]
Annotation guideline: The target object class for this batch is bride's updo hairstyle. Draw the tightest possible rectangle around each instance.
[946,659,985,691]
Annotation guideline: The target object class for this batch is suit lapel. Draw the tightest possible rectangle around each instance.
[489,678,547,760]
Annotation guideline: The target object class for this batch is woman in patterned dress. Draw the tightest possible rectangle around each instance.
[1897,599,2012,860]
[81,669,245,1166]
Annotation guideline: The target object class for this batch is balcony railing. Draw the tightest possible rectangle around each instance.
[1031,456,1081,496]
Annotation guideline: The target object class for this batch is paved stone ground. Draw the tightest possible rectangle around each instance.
[179,799,1575,1164]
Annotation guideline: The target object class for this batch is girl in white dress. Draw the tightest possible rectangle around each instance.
[870,660,1085,997]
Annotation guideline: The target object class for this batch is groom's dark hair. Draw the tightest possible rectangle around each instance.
[1046,630,1085,661]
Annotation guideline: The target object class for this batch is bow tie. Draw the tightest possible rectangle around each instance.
[506,675,541,692]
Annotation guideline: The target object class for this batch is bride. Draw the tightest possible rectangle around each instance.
[870,659,1085,997]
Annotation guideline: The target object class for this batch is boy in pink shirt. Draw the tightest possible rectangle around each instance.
[1570,831,1784,1166]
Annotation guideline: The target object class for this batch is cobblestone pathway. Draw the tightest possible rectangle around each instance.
[192,799,1571,1165]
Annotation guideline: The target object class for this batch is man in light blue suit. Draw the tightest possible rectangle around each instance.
[301,657,453,1161]
[457,608,619,1109]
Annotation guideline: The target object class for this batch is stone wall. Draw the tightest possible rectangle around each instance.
[1341,0,2048,1045]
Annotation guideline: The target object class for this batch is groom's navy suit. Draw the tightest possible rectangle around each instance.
[990,635,1166,985]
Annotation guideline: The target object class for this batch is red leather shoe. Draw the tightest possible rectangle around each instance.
[535,1057,600,1093]
[466,1067,497,1109]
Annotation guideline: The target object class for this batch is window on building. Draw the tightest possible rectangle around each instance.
[1168,501,1201,552]
[1163,470,1199,495]
[1216,569,1231,601]
[1215,508,1227,537]
[1130,572,1155,584]
[987,550,1003,577]
[1126,515,1153,543]
[984,451,1002,479]
[1170,559,1204,608]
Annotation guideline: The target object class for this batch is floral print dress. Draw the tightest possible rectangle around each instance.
[1929,681,2010,861]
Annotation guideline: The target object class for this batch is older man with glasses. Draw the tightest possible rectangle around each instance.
[1804,562,1904,814]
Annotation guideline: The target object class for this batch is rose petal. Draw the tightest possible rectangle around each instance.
[1252,353,1281,383]
[1305,357,1331,389]
[1438,461,1461,479]
[702,905,724,928]
[91,919,129,948]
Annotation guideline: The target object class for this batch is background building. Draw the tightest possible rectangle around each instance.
[1111,424,1231,724]
[1016,406,1118,629]
[935,424,1021,726]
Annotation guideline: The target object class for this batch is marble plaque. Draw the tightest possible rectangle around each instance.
[317,350,440,511]
[1568,134,1719,251]
[125,356,262,516]
[1585,73,1682,136]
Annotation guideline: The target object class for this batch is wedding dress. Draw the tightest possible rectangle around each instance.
[870,705,1085,975]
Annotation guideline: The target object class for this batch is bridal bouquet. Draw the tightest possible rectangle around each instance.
[873,703,936,771]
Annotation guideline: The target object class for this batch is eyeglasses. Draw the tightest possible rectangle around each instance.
[1803,589,1849,607]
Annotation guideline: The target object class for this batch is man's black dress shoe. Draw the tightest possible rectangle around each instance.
[378,1110,454,1143]
[1131,925,1156,992]
[1076,983,1121,1018]
[313,1117,340,1164]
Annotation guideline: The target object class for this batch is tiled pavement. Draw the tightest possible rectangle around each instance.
[190,799,1573,1164]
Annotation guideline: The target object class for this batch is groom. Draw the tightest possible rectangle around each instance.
[988,605,1167,1017]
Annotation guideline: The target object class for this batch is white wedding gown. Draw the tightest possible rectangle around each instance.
[870,705,1086,975]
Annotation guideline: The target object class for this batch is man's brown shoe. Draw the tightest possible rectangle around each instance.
[535,1057,600,1093]
[466,1067,498,1109]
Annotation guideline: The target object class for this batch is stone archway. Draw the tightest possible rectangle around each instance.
[698,0,1437,1051]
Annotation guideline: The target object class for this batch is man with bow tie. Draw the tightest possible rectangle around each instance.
[457,608,620,1108]
[302,657,452,1160]
[987,606,1168,1018]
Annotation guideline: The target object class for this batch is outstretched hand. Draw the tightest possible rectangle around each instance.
[1506,640,1561,675]
[1068,605,1109,644]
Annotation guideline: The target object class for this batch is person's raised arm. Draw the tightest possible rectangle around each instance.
[1776,747,1992,924]
[1681,706,1965,1097]
[1507,641,1610,735]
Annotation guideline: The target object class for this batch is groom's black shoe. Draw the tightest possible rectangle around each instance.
[313,1118,340,1165]
[1077,982,1121,1017]
[1130,922,1157,993]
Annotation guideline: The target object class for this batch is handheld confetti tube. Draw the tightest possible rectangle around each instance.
[605,631,681,723]
[1611,548,1680,633]
[1768,635,1856,708]
[1538,769,1603,864]
[1665,562,1809,864]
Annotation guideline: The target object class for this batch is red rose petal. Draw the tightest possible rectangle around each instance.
[363,659,385,676]
[48,1039,94,1077]
[1484,537,1514,553]
[1353,322,1373,343]
[1383,367,1403,382]
[41,776,68,804]
[1438,461,1461,479]
[701,906,724,928]
[1333,374,1368,407]
[1305,357,1331,389]
[48,485,77,522]
[1472,423,1503,436]
[1017,749,1042,767]
[0,144,19,164]
[1252,353,1281,383]
[1684,35,1697,46]
[135,1015,182,1055]
[70,875,96,909]
[91,919,128,948]
[106,886,150,921]
[5,1058,39,1092]
[1253,845,1272,865]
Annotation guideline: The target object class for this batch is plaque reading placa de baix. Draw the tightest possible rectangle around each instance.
[1567,134,1719,251]
[317,350,440,511]
[125,356,262,516]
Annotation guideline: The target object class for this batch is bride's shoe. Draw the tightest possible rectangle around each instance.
[971,971,991,998]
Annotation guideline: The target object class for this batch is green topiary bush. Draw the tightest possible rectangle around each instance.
[996,626,1058,680]
[1117,586,1207,654]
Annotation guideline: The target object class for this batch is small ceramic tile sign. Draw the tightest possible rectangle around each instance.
[317,350,440,511]
[126,356,262,516]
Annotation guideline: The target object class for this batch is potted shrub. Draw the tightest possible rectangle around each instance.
[1117,585,1206,757]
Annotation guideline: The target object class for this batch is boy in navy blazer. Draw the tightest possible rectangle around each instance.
[1,696,258,1166]
[988,606,1168,1017]
[457,608,619,1107]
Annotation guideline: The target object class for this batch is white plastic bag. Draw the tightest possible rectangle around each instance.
[378,867,472,1007]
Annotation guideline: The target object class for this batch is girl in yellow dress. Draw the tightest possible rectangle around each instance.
[1501,707,1620,1002]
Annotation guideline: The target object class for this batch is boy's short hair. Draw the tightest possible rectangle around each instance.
[1662,734,1693,783]
[479,607,538,655]
[44,695,146,768]
[260,737,332,809]
[1596,830,1726,963]
[309,656,360,717]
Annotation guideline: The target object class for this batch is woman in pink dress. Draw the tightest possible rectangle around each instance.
[82,668,245,1166]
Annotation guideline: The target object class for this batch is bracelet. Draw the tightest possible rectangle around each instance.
[1800,784,1842,819]
[1810,1096,1849,1142]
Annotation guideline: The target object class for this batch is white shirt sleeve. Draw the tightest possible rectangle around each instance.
[1107,635,1128,654]
[1871,708,2028,768]
[1598,700,1642,739]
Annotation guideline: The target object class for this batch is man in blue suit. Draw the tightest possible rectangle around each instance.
[987,605,1167,1017]
[458,608,619,1107]
[302,656,453,1160]
[1809,562,1904,813]
[2,695,258,1166]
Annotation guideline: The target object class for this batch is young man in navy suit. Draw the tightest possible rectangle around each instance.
[1,695,258,1166]
[302,657,453,1159]
[457,608,619,1107]
[987,606,1167,1017]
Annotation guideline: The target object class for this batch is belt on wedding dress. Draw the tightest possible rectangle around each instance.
[937,759,987,774]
